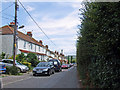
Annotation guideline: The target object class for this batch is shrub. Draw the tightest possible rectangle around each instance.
[22,61,31,69]
[16,53,25,62]
[6,66,19,75]
[0,52,6,59]
[26,53,39,67]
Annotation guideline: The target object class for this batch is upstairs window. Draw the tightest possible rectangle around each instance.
[24,41,26,49]
[30,43,32,50]
[39,46,40,51]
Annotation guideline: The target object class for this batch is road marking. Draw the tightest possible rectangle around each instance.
[3,77,31,86]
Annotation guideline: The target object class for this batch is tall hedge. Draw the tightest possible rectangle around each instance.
[77,2,120,88]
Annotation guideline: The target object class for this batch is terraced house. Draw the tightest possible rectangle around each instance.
[0,22,66,62]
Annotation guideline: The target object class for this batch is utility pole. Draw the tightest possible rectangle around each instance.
[13,0,17,66]
[68,56,69,64]
[71,56,73,63]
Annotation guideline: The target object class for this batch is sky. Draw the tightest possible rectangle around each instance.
[1,0,83,56]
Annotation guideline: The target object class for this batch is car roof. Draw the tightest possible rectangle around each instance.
[49,59,59,61]
[39,62,49,64]
[2,59,13,61]
[2,59,18,62]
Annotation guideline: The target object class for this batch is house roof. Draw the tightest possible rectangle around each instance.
[0,25,14,35]
[0,25,43,47]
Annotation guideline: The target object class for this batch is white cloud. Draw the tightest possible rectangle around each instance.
[26,5,35,12]
[21,2,81,55]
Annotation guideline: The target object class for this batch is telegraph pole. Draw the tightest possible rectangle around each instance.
[13,0,17,66]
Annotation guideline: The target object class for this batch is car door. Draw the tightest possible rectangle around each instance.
[2,60,13,67]
[7,60,13,67]
[2,60,9,67]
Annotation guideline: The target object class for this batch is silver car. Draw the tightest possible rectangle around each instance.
[2,59,29,73]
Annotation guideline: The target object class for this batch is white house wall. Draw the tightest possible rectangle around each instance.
[2,35,13,57]
[0,34,2,55]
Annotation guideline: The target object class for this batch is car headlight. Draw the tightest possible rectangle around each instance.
[43,68,48,71]
[33,68,36,71]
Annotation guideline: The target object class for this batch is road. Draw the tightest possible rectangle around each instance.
[2,66,80,88]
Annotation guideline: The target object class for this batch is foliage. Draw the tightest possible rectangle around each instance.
[6,66,19,75]
[0,52,6,59]
[8,55,13,59]
[22,61,31,69]
[16,53,25,62]
[71,59,76,63]
[77,2,120,88]
[26,53,39,67]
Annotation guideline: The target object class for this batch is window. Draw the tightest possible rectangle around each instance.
[39,46,40,51]
[24,41,26,49]
[35,45,36,52]
[42,48,44,52]
[30,43,32,49]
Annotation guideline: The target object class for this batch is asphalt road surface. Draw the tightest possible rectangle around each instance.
[2,66,80,88]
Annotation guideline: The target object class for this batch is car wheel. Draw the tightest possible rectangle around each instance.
[18,68,21,73]
[52,69,55,74]
[47,70,51,76]
[33,74,36,76]
[59,68,62,72]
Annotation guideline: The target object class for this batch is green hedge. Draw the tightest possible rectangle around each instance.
[77,2,120,88]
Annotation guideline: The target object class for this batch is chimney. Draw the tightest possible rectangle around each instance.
[46,45,48,49]
[27,32,32,37]
[9,22,15,28]
[39,40,42,45]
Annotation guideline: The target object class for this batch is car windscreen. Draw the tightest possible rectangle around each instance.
[62,64,67,65]
[16,61,23,65]
[37,63,50,67]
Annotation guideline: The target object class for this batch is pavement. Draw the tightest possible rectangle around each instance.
[1,66,80,88]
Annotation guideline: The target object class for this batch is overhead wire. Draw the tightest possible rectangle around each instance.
[2,13,14,18]
[0,3,14,13]
[2,16,13,21]
[18,0,56,46]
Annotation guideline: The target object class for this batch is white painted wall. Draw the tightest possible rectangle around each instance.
[2,35,13,57]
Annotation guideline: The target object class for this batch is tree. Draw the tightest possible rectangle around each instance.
[26,53,39,67]
[16,53,25,62]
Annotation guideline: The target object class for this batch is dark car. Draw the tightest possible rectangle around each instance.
[48,59,62,72]
[0,62,6,74]
[33,62,55,76]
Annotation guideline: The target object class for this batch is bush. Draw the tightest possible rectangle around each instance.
[22,61,31,69]
[16,53,25,62]
[6,66,19,75]
[26,53,39,67]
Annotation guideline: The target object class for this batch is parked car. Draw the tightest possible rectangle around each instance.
[0,62,6,74]
[61,64,69,69]
[33,62,55,76]
[2,59,29,73]
[69,63,74,67]
[48,59,62,72]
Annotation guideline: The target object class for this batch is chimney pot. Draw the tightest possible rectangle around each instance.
[39,40,42,44]
[27,32,32,37]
